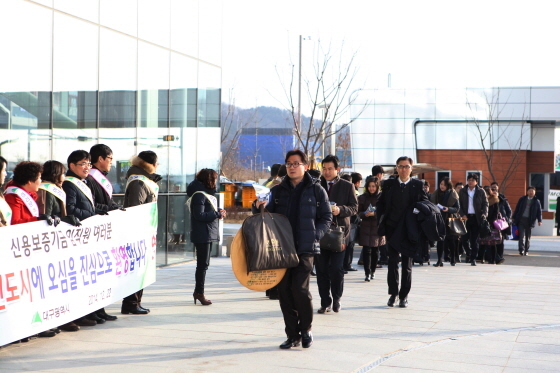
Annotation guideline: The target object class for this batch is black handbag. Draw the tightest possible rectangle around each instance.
[479,218,492,238]
[448,214,467,236]
[320,222,346,252]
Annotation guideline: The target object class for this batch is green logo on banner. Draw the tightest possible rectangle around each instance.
[11,188,17,192]
[31,312,42,324]
[101,178,107,183]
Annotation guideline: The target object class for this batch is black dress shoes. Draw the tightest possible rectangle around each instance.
[279,337,301,349]
[302,332,313,348]
[87,312,106,324]
[346,267,358,272]
[399,298,408,308]
[75,317,96,326]
[138,304,151,313]
[471,260,477,266]
[96,309,118,321]
[317,306,331,314]
[387,295,397,307]
[333,300,341,313]
[121,305,149,315]
[38,330,57,338]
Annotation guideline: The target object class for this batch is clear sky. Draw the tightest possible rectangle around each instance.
[222,0,560,112]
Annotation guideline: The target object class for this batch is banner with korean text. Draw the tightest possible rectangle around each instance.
[0,203,158,345]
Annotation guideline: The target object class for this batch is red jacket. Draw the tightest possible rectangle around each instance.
[4,181,38,225]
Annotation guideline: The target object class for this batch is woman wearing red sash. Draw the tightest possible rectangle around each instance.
[4,162,43,224]
[4,161,59,341]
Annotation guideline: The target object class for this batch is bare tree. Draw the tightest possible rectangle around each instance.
[275,39,369,167]
[467,88,532,194]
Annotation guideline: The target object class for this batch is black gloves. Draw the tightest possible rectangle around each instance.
[51,215,61,227]
[38,214,54,225]
[61,215,82,227]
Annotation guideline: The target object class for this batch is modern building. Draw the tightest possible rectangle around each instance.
[1,0,223,265]
[350,87,560,235]
[238,128,295,170]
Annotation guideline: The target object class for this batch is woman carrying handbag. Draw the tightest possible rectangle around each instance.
[430,177,460,267]
[485,186,511,264]
[357,177,386,281]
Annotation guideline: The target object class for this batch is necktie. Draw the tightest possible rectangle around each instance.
[400,182,406,189]
[328,182,334,196]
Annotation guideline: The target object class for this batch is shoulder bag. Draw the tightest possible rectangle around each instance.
[493,213,509,231]
[320,222,346,252]
[448,214,467,236]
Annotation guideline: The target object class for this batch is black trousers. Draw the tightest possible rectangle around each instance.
[518,217,532,253]
[278,254,314,339]
[462,215,480,262]
[344,241,356,269]
[316,249,345,308]
[362,246,379,277]
[437,234,457,264]
[123,289,144,307]
[386,225,412,299]
[194,242,212,294]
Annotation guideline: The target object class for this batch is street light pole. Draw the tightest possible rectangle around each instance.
[298,35,302,131]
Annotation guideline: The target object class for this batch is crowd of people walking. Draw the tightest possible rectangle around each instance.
[252,151,544,349]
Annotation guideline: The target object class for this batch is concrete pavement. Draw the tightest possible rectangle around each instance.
[2,243,560,372]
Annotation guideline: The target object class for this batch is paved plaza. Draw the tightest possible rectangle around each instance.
[2,238,560,373]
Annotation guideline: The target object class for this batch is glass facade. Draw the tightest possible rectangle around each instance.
[0,0,223,266]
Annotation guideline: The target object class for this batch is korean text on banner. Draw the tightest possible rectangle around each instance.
[0,203,158,345]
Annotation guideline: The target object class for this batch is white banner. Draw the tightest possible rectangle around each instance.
[0,203,158,345]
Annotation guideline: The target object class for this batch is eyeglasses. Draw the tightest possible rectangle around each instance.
[491,188,498,191]
[75,162,92,168]
[285,162,305,168]
[396,165,411,169]
[106,156,113,160]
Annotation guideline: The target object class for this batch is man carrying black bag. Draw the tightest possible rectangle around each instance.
[255,149,332,350]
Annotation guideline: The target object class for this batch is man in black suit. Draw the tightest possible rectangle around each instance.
[316,155,358,314]
[458,173,488,265]
[376,156,428,308]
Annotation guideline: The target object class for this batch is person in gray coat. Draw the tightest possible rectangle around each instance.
[121,151,161,315]
[458,173,488,266]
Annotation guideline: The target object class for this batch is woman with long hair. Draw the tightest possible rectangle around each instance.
[357,177,385,281]
[430,177,460,266]
[187,169,226,305]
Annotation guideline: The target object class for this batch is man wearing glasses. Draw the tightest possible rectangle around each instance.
[62,150,103,328]
[376,156,428,308]
[63,150,97,221]
[255,149,332,349]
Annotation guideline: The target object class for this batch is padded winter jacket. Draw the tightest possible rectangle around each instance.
[187,179,221,244]
[263,172,332,255]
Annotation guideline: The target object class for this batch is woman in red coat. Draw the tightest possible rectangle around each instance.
[4,162,59,341]
[4,162,43,224]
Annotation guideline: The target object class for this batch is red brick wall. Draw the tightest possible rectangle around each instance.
[417,150,530,210]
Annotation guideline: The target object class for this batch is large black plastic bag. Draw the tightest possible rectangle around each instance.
[242,209,299,273]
